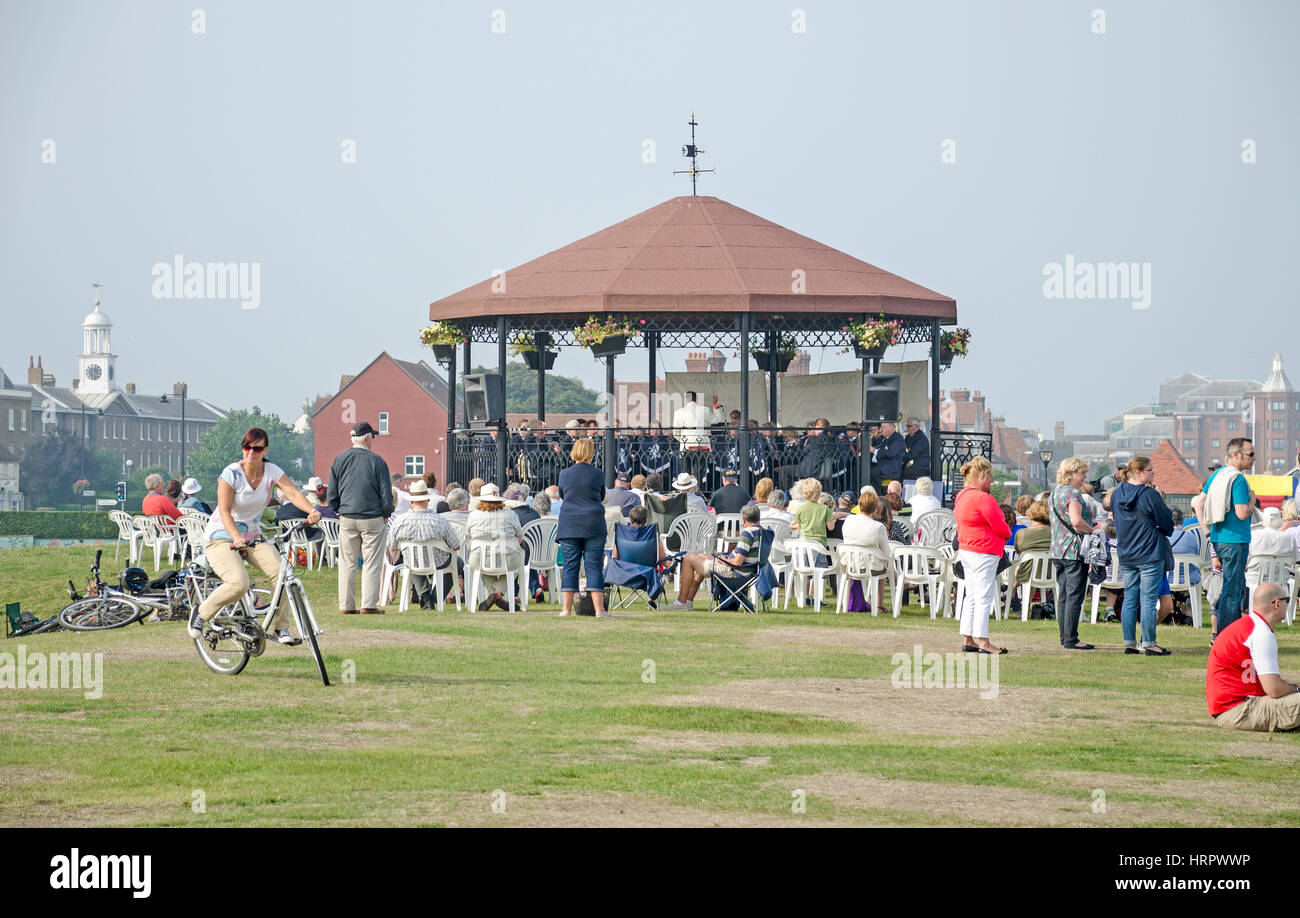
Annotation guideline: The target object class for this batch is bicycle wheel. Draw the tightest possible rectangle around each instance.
[193,605,252,676]
[289,584,329,686]
[58,596,145,631]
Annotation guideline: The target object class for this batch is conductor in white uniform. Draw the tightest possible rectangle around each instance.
[673,391,725,448]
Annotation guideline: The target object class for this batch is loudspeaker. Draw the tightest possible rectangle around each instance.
[862,373,901,424]
[464,373,506,425]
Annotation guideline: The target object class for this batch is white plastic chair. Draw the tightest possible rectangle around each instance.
[764,518,793,607]
[109,510,143,564]
[521,518,560,604]
[1168,552,1204,628]
[467,540,525,612]
[1246,554,1296,618]
[176,515,209,565]
[913,509,955,548]
[892,545,948,618]
[140,516,178,571]
[398,538,460,611]
[784,539,840,612]
[714,513,744,552]
[667,513,719,593]
[1005,550,1058,622]
[835,545,894,616]
[1088,547,1125,624]
[315,518,341,570]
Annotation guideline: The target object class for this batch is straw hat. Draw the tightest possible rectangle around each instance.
[472,483,522,509]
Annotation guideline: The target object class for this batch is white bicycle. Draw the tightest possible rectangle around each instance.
[188,522,329,685]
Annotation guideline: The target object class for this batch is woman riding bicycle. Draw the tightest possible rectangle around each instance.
[187,427,320,645]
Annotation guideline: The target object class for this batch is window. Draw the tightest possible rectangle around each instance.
[1144,439,1153,448]
[142,421,148,441]
[1211,419,1219,430]
[102,419,107,438]
[1274,420,1287,431]
[1271,400,1285,411]
[404,455,424,476]
[1117,439,1129,448]
[1273,457,1285,469]
[1227,420,1240,430]
[20,410,26,432]
[1183,419,1196,430]
[1211,439,1220,449]
[379,412,390,435]
[1182,438,1196,451]
[1272,439,1286,450]
[1227,401,1236,410]
[6,409,12,431]
[1216,400,1225,411]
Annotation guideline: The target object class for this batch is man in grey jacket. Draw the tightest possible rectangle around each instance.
[327,421,394,614]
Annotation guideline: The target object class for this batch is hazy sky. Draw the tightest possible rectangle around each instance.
[2,0,1295,434]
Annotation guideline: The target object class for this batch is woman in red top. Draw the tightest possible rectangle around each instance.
[954,457,1011,654]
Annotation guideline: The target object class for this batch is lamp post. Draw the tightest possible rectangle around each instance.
[1040,448,1053,491]
[161,383,188,476]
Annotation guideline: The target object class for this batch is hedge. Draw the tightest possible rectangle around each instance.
[0,511,118,540]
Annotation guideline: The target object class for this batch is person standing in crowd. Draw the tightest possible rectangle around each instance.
[871,421,906,489]
[1049,457,1105,650]
[187,427,319,645]
[557,436,609,617]
[902,418,931,480]
[1191,438,1256,642]
[142,473,182,522]
[954,457,1010,654]
[1111,456,1175,656]
[327,421,394,615]
[710,469,749,515]
[1206,583,1300,731]
[179,477,212,514]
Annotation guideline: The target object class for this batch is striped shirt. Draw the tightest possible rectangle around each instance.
[386,509,462,568]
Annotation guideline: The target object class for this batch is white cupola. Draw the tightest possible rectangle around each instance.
[78,282,117,394]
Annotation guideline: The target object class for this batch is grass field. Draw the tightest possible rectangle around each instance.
[2,545,1297,827]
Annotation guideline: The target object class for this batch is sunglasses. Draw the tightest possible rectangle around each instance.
[243,444,267,453]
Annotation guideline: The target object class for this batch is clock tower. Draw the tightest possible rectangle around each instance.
[78,282,117,395]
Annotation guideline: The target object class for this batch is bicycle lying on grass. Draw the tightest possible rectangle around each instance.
[187,521,329,685]
[57,550,196,631]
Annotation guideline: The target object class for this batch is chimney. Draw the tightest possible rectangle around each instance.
[951,388,970,402]
[173,382,186,397]
[27,356,41,386]
[1054,421,1066,441]
[126,383,136,395]
[788,349,811,376]
[707,349,726,373]
[72,378,79,390]
[684,351,708,373]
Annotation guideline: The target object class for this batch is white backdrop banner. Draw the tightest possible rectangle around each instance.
[661,361,929,426]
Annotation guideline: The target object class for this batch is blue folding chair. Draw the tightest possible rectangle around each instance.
[605,523,665,611]
[707,526,774,614]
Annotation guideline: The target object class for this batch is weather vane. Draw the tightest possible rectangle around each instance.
[91,280,102,307]
[674,113,714,195]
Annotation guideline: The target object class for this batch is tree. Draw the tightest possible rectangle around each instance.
[19,433,120,509]
[460,362,602,415]
[186,407,311,494]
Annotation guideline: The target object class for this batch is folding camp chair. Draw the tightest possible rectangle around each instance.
[605,523,665,611]
[707,527,774,614]
[644,491,688,549]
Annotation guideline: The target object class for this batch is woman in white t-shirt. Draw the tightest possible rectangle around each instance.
[189,427,319,645]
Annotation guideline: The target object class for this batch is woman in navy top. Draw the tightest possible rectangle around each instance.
[557,436,609,616]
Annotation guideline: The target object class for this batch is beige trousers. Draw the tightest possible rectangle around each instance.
[200,541,289,629]
[339,516,386,610]
[1215,693,1300,732]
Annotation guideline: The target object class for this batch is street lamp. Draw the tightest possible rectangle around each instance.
[162,383,188,476]
[1040,448,1053,490]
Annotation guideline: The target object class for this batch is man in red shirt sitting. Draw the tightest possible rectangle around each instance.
[141,473,182,522]
[1206,582,1300,731]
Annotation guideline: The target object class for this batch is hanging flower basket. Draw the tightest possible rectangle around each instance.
[752,334,797,373]
[574,315,642,357]
[940,328,971,367]
[843,314,901,358]
[419,321,468,366]
[522,349,557,370]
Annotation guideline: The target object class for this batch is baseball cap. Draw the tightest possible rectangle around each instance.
[350,421,378,437]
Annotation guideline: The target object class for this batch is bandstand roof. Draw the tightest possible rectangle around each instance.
[428,196,955,346]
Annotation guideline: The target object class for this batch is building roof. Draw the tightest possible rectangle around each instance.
[311,352,463,420]
[16,385,224,421]
[1177,379,1261,403]
[1111,417,1176,440]
[1261,354,1294,393]
[428,195,957,322]
[1149,439,1203,495]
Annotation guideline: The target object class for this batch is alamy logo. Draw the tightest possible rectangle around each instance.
[151,254,261,310]
[1042,255,1151,310]
[890,644,999,699]
[49,849,151,898]
[0,645,103,699]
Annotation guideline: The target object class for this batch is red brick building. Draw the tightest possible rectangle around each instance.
[1246,355,1300,474]
[310,352,460,487]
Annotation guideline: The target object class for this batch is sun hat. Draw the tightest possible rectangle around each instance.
[672,472,698,492]
[303,476,325,492]
[181,477,202,495]
[407,480,430,500]
[472,482,522,509]
[565,419,580,430]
